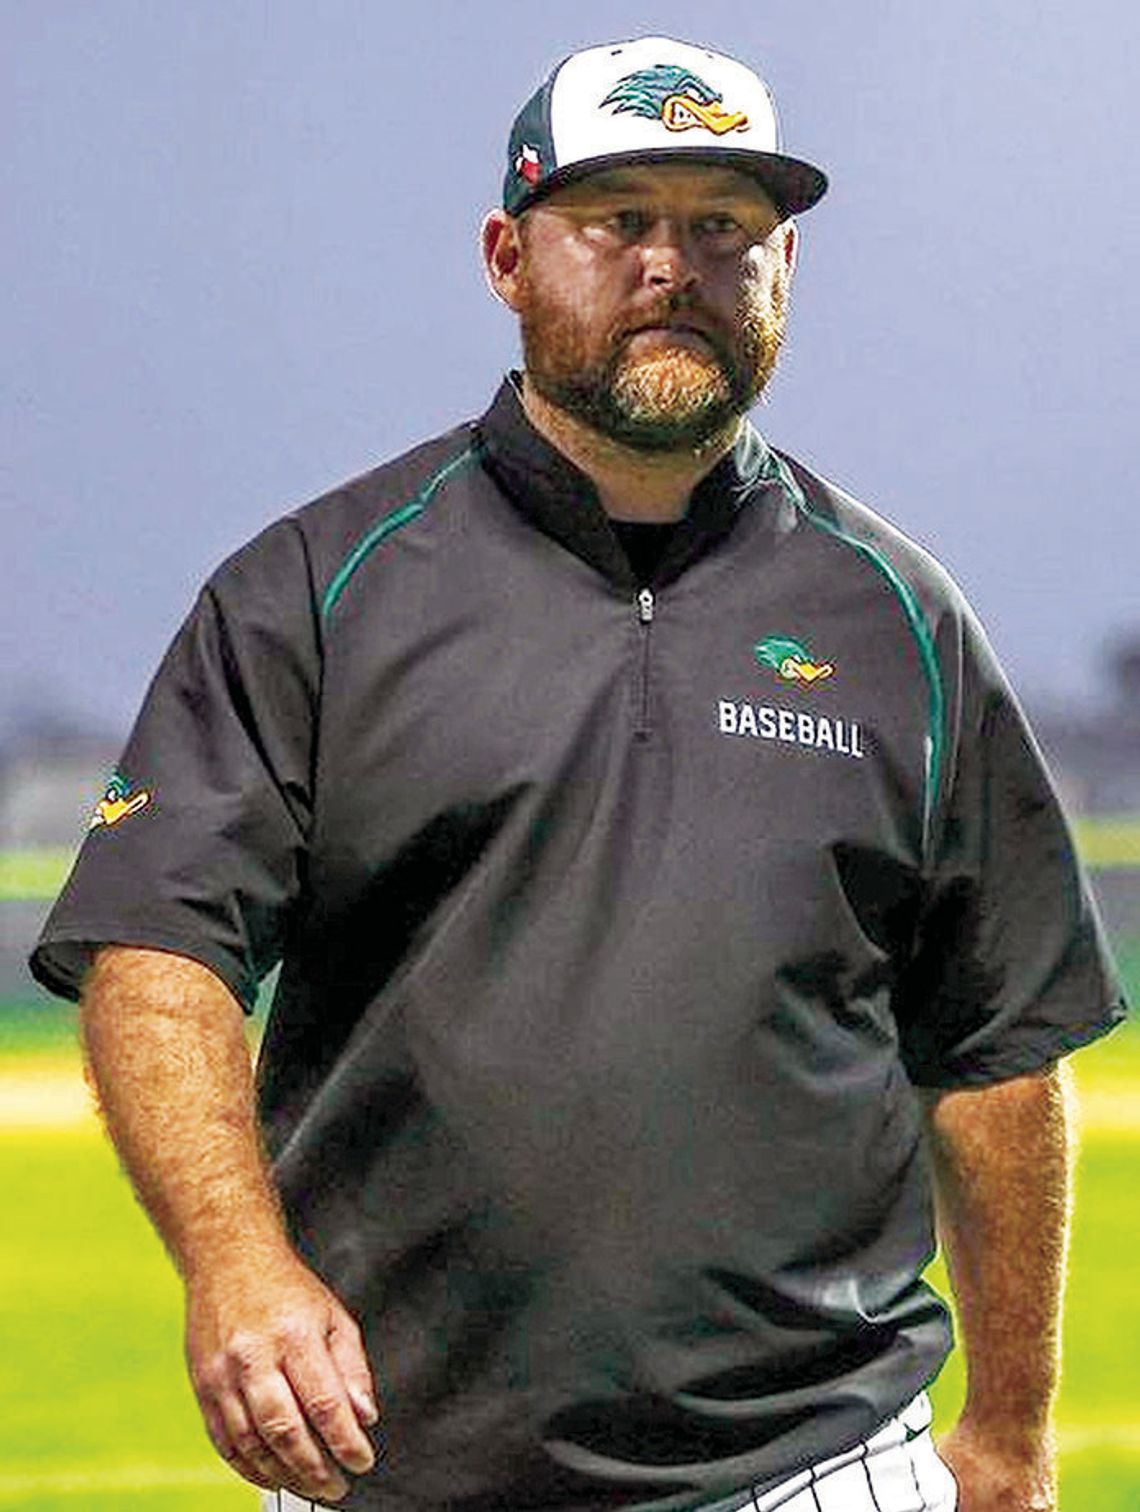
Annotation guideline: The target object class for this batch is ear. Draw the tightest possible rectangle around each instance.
[481,209,526,311]
[780,219,799,278]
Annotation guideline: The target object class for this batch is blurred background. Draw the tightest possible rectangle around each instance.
[2,2,1137,1508]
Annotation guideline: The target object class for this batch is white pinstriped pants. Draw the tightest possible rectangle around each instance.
[265,1391,956,1512]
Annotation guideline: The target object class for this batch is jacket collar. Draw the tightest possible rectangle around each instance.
[475,375,785,589]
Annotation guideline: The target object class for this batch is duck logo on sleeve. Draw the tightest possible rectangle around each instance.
[601,65,750,137]
[89,770,151,831]
[754,635,835,686]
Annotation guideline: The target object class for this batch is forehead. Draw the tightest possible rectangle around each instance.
[544,161,779,212]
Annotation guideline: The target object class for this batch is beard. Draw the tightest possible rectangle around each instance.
[517,271,787,454]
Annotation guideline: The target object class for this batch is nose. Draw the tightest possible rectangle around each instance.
[639,217,699,293]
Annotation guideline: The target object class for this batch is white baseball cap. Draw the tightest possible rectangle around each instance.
[503,37,828,218]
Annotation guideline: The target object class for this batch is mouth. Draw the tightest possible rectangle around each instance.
[626,312,717,337]
[622,321,722,357]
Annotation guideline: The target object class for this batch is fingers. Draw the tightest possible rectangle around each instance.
[200,1384,297,1494]
[186,1266,382,1501]
[284,1328,377,1477]
[327,1308,381,1432]
[194,1331,354,1500]
[242,1354,352,1501]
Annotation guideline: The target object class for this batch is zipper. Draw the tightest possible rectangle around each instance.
[634,588,655,739]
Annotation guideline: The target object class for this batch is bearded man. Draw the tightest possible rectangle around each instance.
[32,35,1125,1512]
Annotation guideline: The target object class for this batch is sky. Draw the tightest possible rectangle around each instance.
[4,0,1139,738]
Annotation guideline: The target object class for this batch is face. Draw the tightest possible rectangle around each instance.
[484,163,796,453]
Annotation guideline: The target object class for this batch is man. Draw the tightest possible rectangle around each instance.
[32,35,1126,1512]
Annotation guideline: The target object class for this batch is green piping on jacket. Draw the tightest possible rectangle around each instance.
[321,445,478,621]
[769,452,946,851]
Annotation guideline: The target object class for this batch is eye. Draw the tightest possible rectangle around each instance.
[694,212,744,239]
[610,207,653,239]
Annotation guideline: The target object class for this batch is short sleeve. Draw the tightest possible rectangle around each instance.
[895,605,1128,1087]
[29,518,320,1010]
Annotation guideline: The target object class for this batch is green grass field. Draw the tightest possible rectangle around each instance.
[5,817,1140,903]
[0,953,1136,1509]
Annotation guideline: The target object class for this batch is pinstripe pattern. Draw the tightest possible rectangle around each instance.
[863,1456,886,1512]
[907,1450,925,1505]
[713,1395,954,1512]
[261,1396,956,1512]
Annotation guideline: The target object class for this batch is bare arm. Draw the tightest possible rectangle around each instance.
[82,945,379,1502]
[924,1062,1075,1512]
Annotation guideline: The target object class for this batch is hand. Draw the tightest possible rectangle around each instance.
[185,1245,380,1502]
[936,1417,1057,1511]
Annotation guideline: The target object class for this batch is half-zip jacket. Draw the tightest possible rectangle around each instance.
[634,586,654,739]
[33,379,1125,1512]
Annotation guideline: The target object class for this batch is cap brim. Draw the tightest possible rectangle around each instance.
[509,148,828,219]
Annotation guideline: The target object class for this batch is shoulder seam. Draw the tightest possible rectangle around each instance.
[771,453,946,856]
[320,444,478,621]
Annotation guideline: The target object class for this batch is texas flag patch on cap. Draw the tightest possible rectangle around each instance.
[503,36,827,218]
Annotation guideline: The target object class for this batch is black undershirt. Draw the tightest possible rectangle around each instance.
[610,520,679,585]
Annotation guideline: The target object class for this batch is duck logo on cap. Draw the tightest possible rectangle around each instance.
[601,64,749,137]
